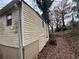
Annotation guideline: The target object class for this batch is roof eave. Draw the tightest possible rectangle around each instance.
[0,0,21,16]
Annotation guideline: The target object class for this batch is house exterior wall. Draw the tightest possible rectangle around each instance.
[24,40,39,59]
[0,44,19,59]
[0,7,19,48]
[0,7,19,59]
[22,2,49,59]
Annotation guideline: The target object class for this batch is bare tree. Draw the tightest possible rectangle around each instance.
[53,0,72,30]
[49,7,62,32]
[49,0,73,31]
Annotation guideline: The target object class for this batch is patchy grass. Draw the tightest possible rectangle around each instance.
[64,30,79,42]
[53,30,72,36]
[53,29,79,59]
[63,30,79,59]
[53,29,79,42]
[62,21,79,59]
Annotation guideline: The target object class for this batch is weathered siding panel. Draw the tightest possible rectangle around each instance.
[0,44,19,59]
[22,2,49,51]
[0,8,19,47]
[24,40,39,59]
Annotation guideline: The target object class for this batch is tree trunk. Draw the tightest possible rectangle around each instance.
[42,10,49,24]
[56,18,59,32]
[61,14,67,31]
[51,26,53,32]
[62,14,65,27]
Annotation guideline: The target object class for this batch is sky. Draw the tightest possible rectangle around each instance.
[24,0,42,15]
[0,0,72,11]
[0,0,42,14]
[50,0,73,10]
[0,0,12,9]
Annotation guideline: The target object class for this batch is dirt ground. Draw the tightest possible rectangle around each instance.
[38,37,75,59]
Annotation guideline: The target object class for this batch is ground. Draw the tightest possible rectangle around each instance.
[38,36,75,59]
[38,30,79,59]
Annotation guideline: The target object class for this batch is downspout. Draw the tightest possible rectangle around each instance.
[18,0,24,59]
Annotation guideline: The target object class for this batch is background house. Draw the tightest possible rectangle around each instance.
[0,0,49,59]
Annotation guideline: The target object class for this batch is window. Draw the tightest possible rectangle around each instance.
[42,21,44,28]
[6,14,12,26]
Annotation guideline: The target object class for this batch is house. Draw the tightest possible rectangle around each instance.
[0,0,49,59]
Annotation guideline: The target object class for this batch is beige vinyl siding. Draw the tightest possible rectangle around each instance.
[0,8,19,48]
[24,40,39,59]
[0,44,19,59]
[39,22,49,51]
[22,2,49,51]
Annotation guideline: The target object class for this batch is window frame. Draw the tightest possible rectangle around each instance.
[6,13,12,26]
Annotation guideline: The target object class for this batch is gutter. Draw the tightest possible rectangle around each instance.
[18,1,24,59]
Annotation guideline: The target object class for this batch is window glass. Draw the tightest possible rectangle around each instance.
[6,14,12,26]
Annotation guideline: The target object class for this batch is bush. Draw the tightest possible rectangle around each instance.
[49,33,57,45]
